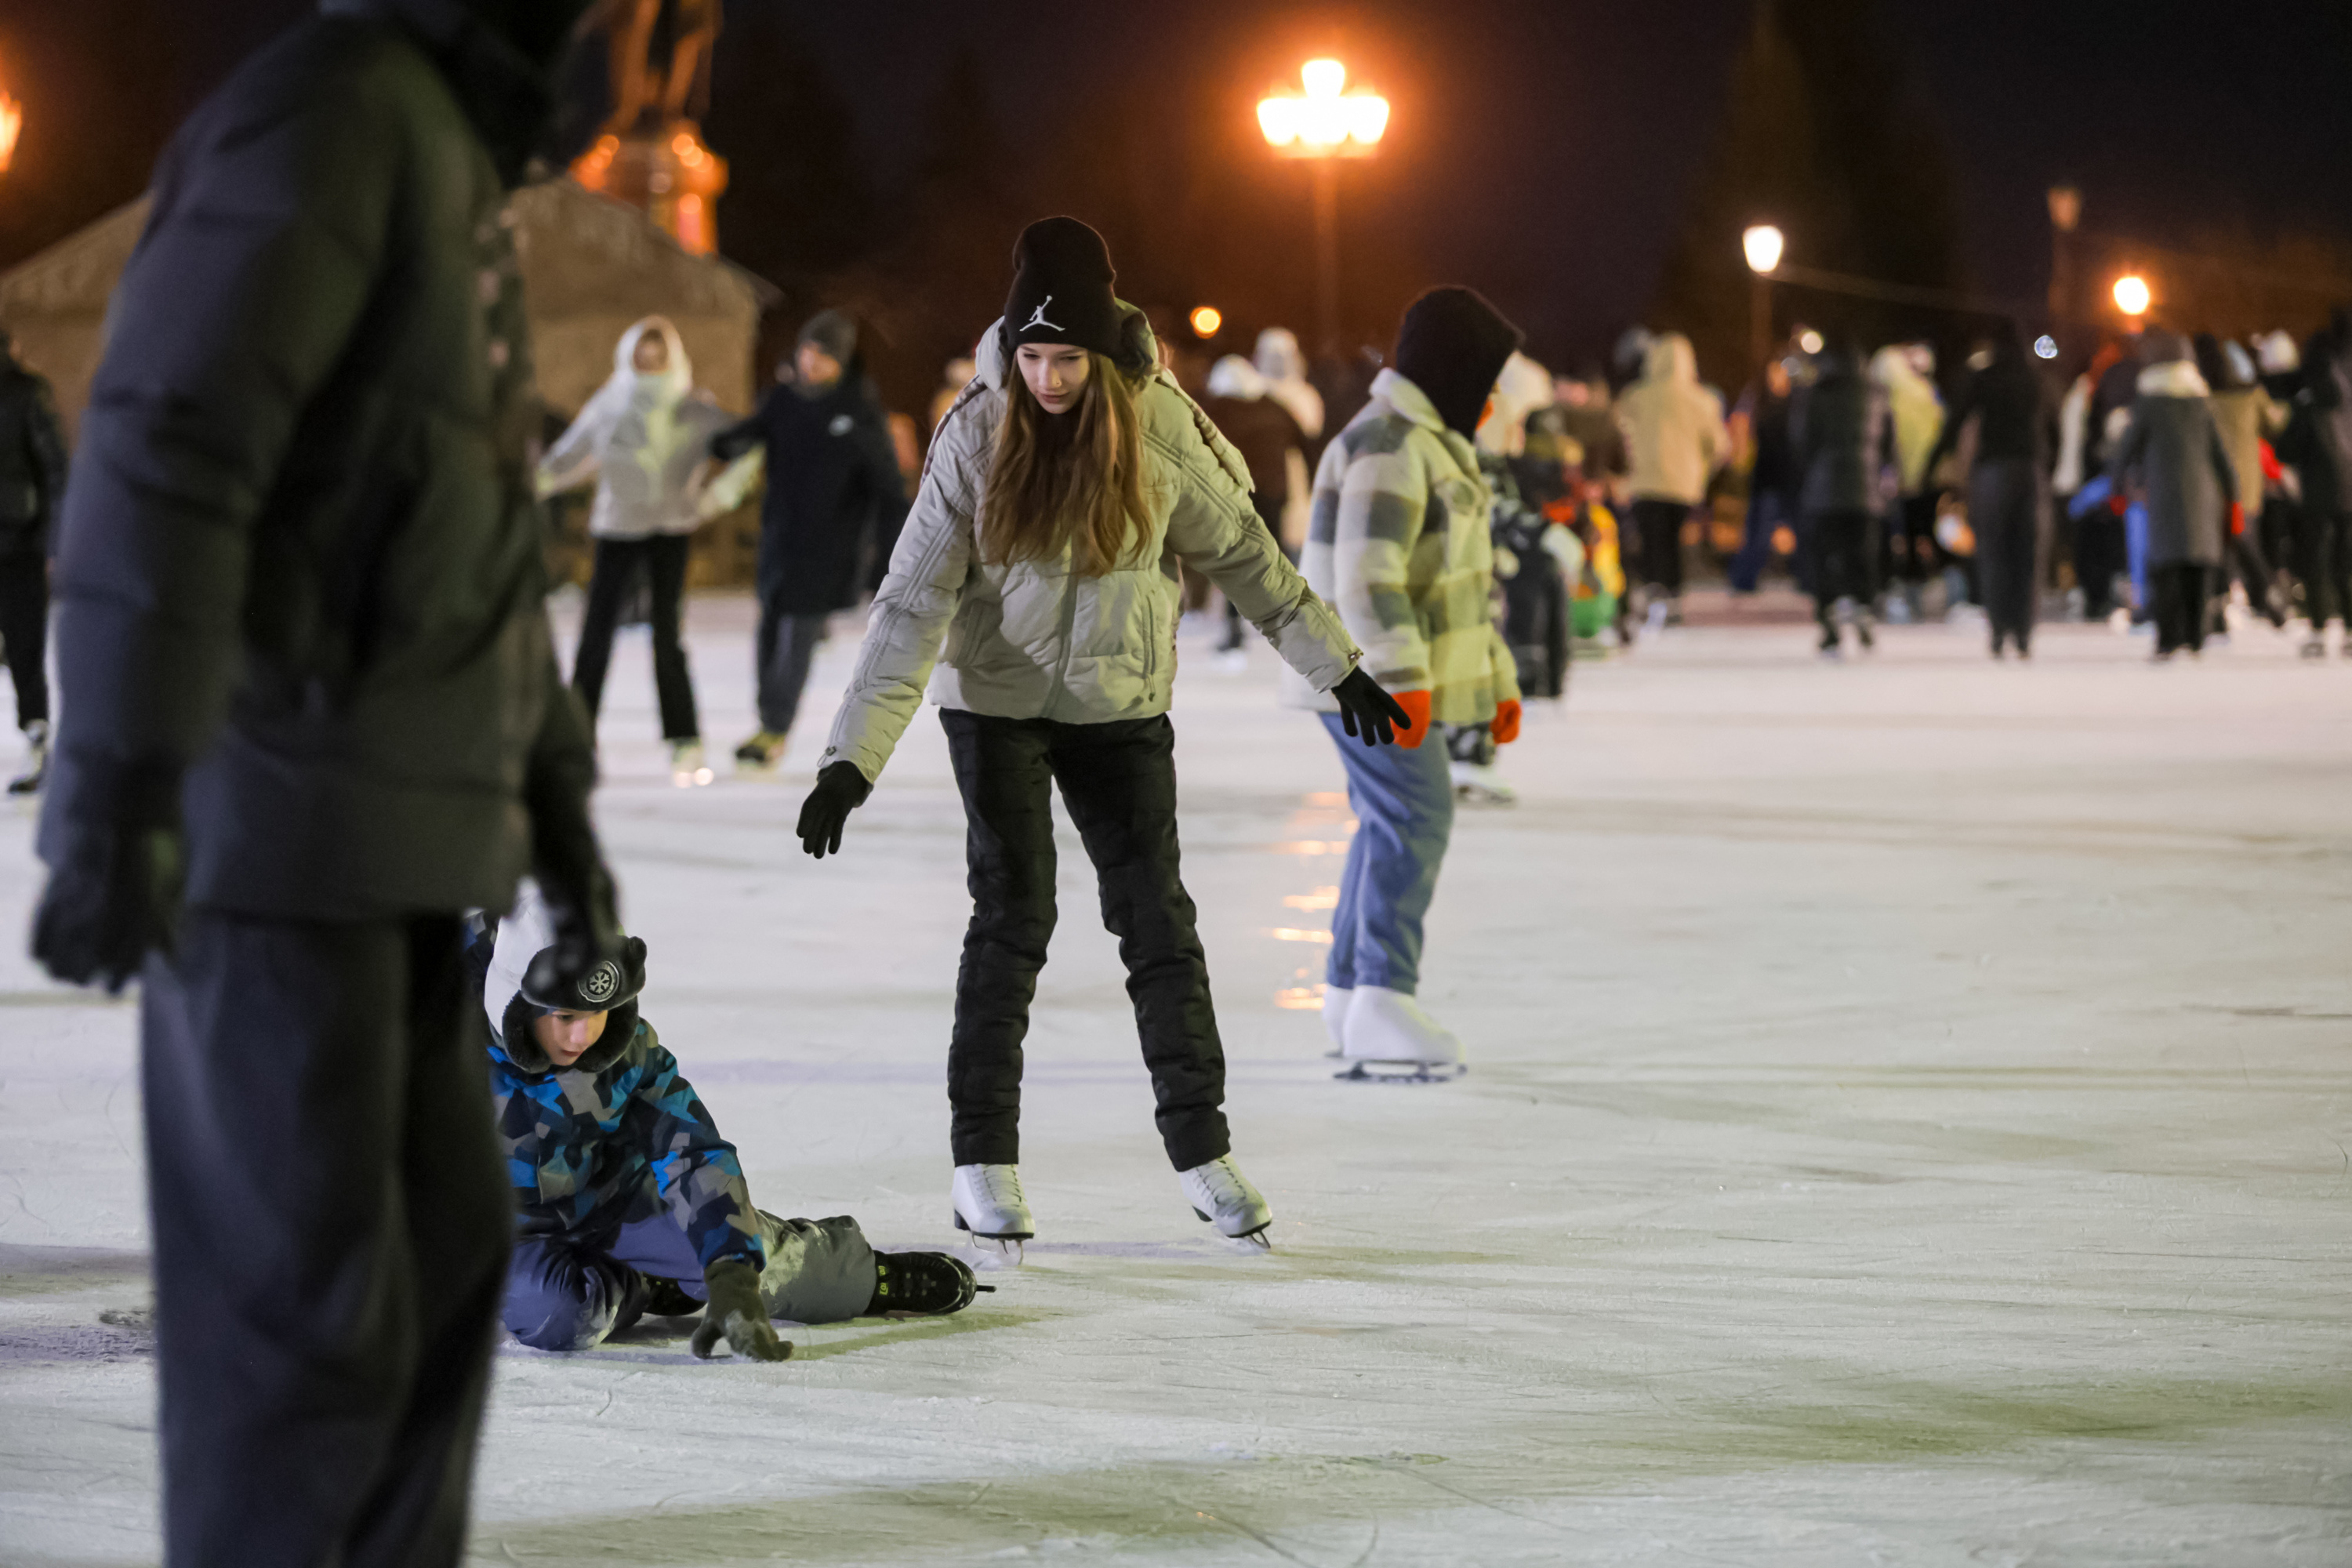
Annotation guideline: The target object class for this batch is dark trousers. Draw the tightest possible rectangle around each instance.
[2074,508,2125,617]
[141,912,510,1568]
[754,604,829,734]
[2297,509,2352,629]
[1973,459,2045,653]
[1628,498,1690,595]
[0,544,48,728]
[572,534,699,741]
[1728,488,1789,593]
[941,709,1229,1171]
[2152,562,2209,653]
[1808,509,1874,621]
[1502,561,1570,699]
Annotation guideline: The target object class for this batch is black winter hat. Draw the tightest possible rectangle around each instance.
[1002,217,1123,360]
[1392,287,1524,438]
[798,308,858,365]
[522,935,648,1015]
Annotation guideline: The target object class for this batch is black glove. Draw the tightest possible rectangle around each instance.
[31,820,186,994]
[797,760,872,859]
[689,1258,791,1362]
[1330,666,1413,747]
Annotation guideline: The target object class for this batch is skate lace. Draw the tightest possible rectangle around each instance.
[982,1165,1026,1208]
[1200,1156,1245,1200]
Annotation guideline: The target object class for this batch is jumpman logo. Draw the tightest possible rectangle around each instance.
[1022,296,1064,334]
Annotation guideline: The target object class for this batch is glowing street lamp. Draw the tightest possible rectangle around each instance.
[1259,58,1389,353]
[1189,305,1223,339]
[1742,223,1784,372]
[2112,274,2151,319]
[0,92,21,176]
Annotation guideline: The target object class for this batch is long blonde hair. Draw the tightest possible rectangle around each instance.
[978,353,1151,576]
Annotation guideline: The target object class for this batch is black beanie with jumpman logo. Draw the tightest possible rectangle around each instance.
[1001,216,1124,361]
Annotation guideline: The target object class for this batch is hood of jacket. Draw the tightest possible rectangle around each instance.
[321,0,590,186]
[2139,360,2211,399]
[611,316,693,400]
[481,884,641,1077]
[1639,332,1698,386]
[1476,351,1555,457]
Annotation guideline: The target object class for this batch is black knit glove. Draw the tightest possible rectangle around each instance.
[796,760,872,859]
[688,1259,790,1362]
[1330,666,1413,747]
[31,757,186,994]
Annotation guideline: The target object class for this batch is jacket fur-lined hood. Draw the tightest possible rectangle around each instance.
[2139,360,2211,399]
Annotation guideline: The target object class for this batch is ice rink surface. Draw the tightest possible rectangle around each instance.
[5,593,2350,1566]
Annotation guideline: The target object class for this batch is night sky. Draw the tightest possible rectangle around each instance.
[3,1,2348,377]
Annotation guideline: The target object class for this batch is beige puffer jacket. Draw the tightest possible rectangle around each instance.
[822,307,1360,783]
[1616,332,1727,505]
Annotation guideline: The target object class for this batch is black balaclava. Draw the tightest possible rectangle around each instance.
[1001,217,1123,361]
[1391,286,1524,438]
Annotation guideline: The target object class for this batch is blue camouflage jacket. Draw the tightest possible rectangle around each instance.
[477,930,767,1276]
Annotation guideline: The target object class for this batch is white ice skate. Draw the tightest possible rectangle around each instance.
[1334,985,1466,1083]
[670,739,713,788]
[1179,1154,1273,1247]
[950,1163,1033,1261]
[1450,760,1518,806]
[1320,983,1352,1058]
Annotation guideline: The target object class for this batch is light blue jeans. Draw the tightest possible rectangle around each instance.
[1320,713,1456,996]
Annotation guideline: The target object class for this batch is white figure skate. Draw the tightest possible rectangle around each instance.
[950,1163,1033,1261]
[670,739,714,788]
[1450,760,1518,806]
[1320,983,1352,1058]
[1179,1155,1272,1247]
[1334,985,1467,1083]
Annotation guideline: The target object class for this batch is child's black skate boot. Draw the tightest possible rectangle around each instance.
[640,1274,704,1318]
[868,1250,991,1316]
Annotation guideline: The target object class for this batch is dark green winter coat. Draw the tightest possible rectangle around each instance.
[40,0,593,918]
[2114,361,2237,568]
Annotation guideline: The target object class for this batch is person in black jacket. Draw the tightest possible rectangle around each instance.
[1789,337,1893,656]
[710,310,909,769]
[0,330,67,795]
[1926,324,2051,659]
[26,4,627,1563]
[2275,325,2352,656]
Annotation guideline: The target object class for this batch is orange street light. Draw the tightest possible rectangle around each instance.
[1741,224,1784,372]
[1189,305,1223,339]
[2112,274,2151,318]
[0,92,21,175]
[1258,58,1388,354]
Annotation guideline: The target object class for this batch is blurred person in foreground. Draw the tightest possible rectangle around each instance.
[0,327,67,795]
[2111,329,2236,660]
[27,2,626,1563]
[710,310,909,770]
[1926,323,2051,659]
[1615,331,1726,630]
[1301,287,1523,1078]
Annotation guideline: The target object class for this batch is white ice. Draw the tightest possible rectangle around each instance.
[4,596,2349,1566]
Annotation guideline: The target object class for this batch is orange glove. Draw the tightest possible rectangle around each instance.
[1490,699,1522,746]
[2228,500,2245,536]
[1393,689,1432,750]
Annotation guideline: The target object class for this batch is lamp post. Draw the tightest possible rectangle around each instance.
[1259,58,1388,355]
[1742,223,1784,375]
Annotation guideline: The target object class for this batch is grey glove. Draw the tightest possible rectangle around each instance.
[689,1259,790,1362]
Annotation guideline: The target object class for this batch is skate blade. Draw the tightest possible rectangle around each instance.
[1334,1060,1467,1083]
[953,1213,1031,1264]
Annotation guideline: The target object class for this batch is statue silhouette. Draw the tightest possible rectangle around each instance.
[581,0,723,135]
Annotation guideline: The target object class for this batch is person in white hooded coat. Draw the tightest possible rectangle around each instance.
[539,317,746,780]
[1614,332,1726,619]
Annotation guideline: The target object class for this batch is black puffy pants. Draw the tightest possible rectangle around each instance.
[2152,562,2210,654]
[2297,509,2352,629]
[1808,509,1875,621]
[141,912,510,1568]
[572,533,699,741]
[1972,458,2046,654]
[0,543,48,728]
[942,709,1230,1172]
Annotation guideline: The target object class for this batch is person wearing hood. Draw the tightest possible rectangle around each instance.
[1871,344,1945,622]
[2274,325,2352,656]
[470,888,981,1361]
[796,217,1403,1250]
[0,328,67,796]
[710,309,909,769]
[25,2,628,1563]
[1790,336,1895,655]
[2195,333,2288,628]
[1295,286,1525,1076]
[1926,323,2052,658]
[1254,325,1327,454]
[1614,331,1727,628]
[2111,330,2237,659]
[539,316,738,784]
